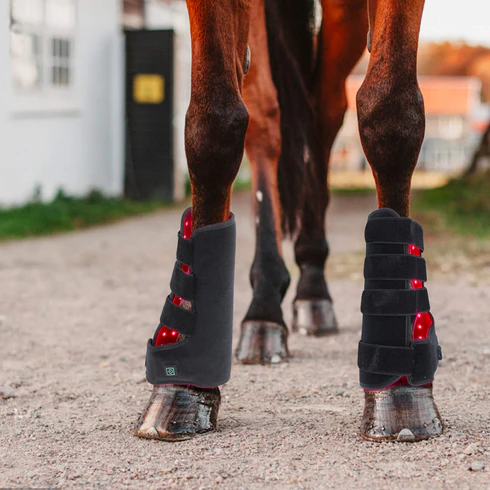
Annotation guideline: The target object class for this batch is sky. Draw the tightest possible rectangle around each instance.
[420,0,490,46]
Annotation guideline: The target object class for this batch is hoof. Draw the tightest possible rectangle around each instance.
[235,321,289,364]
[134,385,220,442]
[360,383,443,442]
[292,299,338,336]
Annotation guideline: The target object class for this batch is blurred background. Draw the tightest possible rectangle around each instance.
[0,0,489,237]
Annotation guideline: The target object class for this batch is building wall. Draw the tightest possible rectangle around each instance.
[0,0,124,206]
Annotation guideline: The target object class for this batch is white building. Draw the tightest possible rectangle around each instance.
[0,0,190,206]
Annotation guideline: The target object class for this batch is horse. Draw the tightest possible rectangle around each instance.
[133,0,443,443]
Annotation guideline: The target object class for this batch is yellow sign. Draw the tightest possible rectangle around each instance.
[133,74,165,104]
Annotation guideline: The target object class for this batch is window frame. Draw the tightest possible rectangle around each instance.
[9,0,79,116]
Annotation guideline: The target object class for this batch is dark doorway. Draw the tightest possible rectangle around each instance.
[125,29,175,201]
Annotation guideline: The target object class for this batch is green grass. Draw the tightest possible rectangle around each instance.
[0,190,168,240]
[412,170,490,238]
[6,172,487,241]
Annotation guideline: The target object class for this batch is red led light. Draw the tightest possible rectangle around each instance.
[409,244,421,256]
[155,210,193,347]
[408,244,432,341]
[411,279,423,289]
[413,311,433,340]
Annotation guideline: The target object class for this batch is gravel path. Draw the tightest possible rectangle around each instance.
[1,192,489,489]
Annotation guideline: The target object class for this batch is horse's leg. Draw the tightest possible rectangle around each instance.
[358,0,425,216]
[235,0,290,364]
[357,0,443,441]
[134,0,251,441]
[293,0,368,336]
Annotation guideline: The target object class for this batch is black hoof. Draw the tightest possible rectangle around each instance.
[292,299,338,336]
[235,321,289,364]
[134,385,220,442]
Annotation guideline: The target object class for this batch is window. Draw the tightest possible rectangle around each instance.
[438,116,464,140]
[10,0,76,92]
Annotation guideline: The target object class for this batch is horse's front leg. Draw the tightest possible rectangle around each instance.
[356,0,443,441]
[134,0,251,441]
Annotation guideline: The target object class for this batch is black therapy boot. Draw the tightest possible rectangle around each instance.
[358,209,443,442]
[135,208,236,441]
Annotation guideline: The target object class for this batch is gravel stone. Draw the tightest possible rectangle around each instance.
[464,443,479,455]
[470,461,485,472]
[0,386,15,399]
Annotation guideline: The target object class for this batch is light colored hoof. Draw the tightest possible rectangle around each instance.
[360,383,443,442]
[235,321,289,365]
[134,385,220,442]
[292,299,338,336]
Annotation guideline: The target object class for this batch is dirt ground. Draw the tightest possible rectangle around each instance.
[1,192,489,489]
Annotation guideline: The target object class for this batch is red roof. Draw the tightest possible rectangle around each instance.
[346,75,482,116]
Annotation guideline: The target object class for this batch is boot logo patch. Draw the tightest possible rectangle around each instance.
[165,366,177,376]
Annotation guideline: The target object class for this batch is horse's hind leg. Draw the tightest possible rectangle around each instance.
[134,0,251,441]
[293,0,367,336]
[235,0,290,364]
[356,0,443,442]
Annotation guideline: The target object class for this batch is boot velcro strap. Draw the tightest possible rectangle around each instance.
[170,263,195,301]
[411,338,443,384]
[159,295,195,336]
[176,233,193,266]
[358,341,413,376]
[365,217,424,250]
[361,288,430,316]
[364,254,427,281]
[358,339,442,380]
